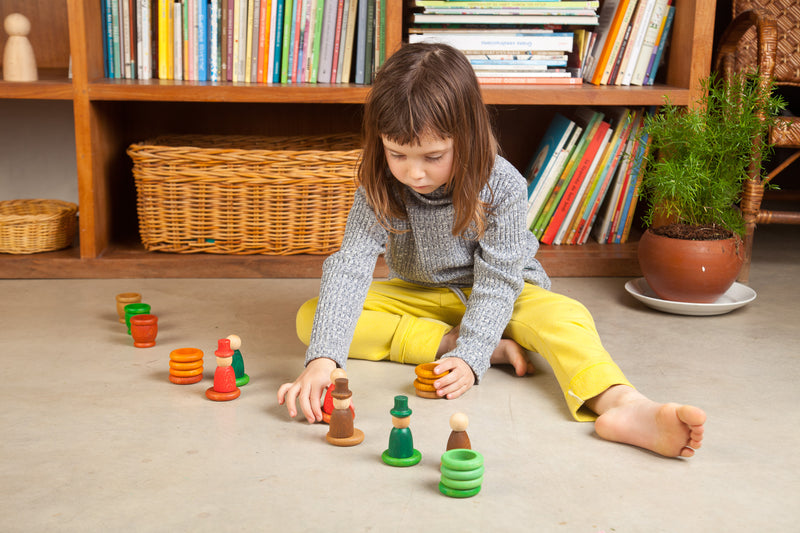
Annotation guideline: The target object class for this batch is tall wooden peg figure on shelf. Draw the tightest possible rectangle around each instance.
[325,378,364,447]
[226,334,249,387]
[381,395,422,467]
[205,338,241,401]
[446,412,471,451]
[321,368,355,424]
[3,13,37,81]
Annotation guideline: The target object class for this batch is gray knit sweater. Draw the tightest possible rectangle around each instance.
[305,155,551,381]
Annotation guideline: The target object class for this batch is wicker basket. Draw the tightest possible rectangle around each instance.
[0,199,78,254]
[127,134,361,255]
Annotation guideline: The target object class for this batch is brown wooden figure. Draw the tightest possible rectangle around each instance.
[446,412,471,451]
[321,368,355,423]
[325,378,364,446]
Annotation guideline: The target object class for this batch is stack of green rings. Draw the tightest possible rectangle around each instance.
[439,448,484,498]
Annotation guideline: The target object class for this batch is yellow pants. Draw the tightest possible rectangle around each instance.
[296,279,632,421]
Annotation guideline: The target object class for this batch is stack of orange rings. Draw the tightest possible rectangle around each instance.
[414,362,449,399]
[168,348,204,384]
[439,448,484,498]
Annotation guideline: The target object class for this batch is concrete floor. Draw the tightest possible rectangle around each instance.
[1,225,798,533]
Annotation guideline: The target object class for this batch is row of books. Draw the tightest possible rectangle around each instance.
[408,0,602,85]
[101,0,387,84]
[583,0,675,86]
[524,106,652,245]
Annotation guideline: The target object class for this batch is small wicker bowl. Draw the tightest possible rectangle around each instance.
[0,199,78,254]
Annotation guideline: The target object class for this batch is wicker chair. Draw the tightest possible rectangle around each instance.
[715,0,800,283]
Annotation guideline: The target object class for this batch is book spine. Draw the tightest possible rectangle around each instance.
[646,4,673,85]
[310,0,325,82]
[272,0,285,82]
[257,0,269,82]
[330,0,345,82]
[363,0,375,83]
[341,0,358,83]
[198,0,208,80]
[280,0,294,82]
[210,0,221,81]
[354,0,367,83]
[620,0,656,86]
[541,120,610,244]
[318,0,340,83]
[598,0,636,85]
[173,1,183,79]
[408,32,575,53]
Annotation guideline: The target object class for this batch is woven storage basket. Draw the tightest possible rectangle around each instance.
[127,134,361,255]
[0,199,78,254]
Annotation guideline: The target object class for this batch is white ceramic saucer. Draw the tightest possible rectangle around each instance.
[624,277,757,316]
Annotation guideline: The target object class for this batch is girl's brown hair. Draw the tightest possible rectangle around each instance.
[359,42,498,238]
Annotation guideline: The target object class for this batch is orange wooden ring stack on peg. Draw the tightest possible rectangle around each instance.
[414,362,449,399]
[168,348,204,384]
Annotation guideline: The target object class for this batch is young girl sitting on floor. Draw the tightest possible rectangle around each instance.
[277,42,705,458]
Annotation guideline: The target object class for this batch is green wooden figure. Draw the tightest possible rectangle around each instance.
[227,334,249,387]
[381,395,421,467]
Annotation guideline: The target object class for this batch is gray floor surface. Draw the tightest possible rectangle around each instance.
[1,225,798,533]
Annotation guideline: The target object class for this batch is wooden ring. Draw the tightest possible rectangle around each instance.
[170,348,204,362]
[205,388,241,401]
[415,389,440,399]
[169,359,204,370]
[169,367,204,377]
[413,378,436,392]
[415,362,448,379]
[169,374,203,385]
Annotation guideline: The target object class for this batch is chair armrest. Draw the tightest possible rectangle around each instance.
[714,10,777,80]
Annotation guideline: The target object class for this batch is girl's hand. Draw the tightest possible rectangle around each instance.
[433,357,476,400]
[277,357,337,423]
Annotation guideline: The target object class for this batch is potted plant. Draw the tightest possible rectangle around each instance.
[637,71,786,303]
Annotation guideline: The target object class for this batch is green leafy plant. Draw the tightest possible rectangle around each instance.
[639,71,786,238]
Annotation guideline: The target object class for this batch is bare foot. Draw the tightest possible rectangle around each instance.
[490,339,535,376]
[590,385,706,457]
[438,325,533,376]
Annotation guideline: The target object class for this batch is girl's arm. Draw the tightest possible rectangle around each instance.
[278,188,386,421]
[439,160,531,390]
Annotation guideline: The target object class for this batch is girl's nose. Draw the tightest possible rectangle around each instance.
[409,163,425,180]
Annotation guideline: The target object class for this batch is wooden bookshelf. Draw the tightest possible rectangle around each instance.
[0,0,716,279]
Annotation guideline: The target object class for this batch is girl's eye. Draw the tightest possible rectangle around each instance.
[426,155,442,162]
[389,152,405,160]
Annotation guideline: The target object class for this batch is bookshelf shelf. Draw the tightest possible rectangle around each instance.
[0,0,716,279]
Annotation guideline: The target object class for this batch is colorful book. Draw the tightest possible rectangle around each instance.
[618,0,656,86]
[340,0,359,82]
[531,107,603,239]
[598,0,637,85]
[527,123,583,231]
[330,0,346,82]
[645,3,673,85]
[198,0,209,80]
[553,123,612,244]
[541,117,610,245]
[409,31,575,53]
[630,0,667,86]
[585,0,627,84]
[280,0,294,82]
[571,107,638,244]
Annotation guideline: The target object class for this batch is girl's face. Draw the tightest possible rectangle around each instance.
[382,133,454,195]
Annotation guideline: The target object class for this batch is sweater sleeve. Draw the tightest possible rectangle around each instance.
[304,188,387,369]
[440,160,529,382]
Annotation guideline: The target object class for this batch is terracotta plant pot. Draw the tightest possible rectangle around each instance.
[130,314,158,348]
[637,229,744,303]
